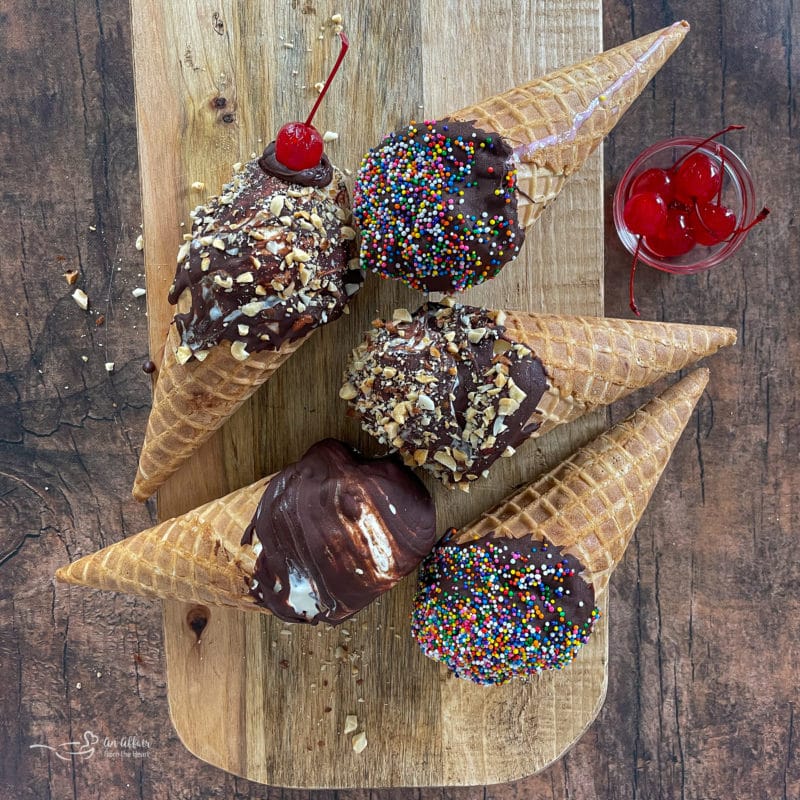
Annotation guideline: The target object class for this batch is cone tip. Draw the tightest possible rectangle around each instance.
[683,365,710,393]
[721,326,738,347]
[132,466,156,502]
[55,562,78,585]
[669,367,710,408]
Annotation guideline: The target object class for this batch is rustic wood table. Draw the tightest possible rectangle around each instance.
[2,1,797,798]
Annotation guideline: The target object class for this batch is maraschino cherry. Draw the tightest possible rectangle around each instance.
[274,31,349,171]
[622,125,769,315]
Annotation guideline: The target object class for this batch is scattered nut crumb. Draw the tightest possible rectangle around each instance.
[132,287,146,298]
[352,731,367,753]
[104,362,115,373]
[343,715,357,734]
[330,13,343,24]
[95,315,105,327]
[63,270,79,285]
[314,81,325,93]
[135,234,144,250]
[88,225,96,231]
[283,42,294,49]
[191,181,205,191]
[81,355,89,363]
[339,383,357,400]
[76,682,82,690]
[322,130,338,143]
[71,289,89,310]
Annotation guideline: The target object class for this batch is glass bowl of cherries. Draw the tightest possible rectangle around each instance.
[613,126,768,285]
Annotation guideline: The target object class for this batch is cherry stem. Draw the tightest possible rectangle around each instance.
[736,206,770,234]
[629,237,642,316]
[670,124,745,172]
[716,148,726,204]
[692,199,720,239]
[304,31,349,127]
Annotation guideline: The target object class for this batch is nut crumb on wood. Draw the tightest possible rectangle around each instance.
[104,362,115,373]
[132,287,146,298]
[343,714,357,734]
[63,270,79,285]
[135,234,144,250]
[322,131,338,143]
[71,288,89,310]
[352,731,367,753]
[191,181,205,191]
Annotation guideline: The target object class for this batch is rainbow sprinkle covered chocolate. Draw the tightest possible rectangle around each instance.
[353,119,524,293]
[411,532,599,685]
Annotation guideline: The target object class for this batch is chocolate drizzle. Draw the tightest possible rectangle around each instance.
[241,439,436,625]
[258,141,334,188]
[168,157,361,362]
[342,302,550,486]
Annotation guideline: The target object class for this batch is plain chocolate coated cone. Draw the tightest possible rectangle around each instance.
[451,21,690,228]
[57,477,270,612]
[453,369,709,592]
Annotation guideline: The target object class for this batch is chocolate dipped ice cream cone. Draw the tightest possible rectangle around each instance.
[341,301,735,487]
[62,440,435,625]
[411,369,708,683]
[352,22,688,293]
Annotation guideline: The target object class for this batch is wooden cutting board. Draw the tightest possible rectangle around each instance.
[131,0,605,787]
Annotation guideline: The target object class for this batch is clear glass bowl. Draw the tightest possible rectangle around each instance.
[612,136,757,274]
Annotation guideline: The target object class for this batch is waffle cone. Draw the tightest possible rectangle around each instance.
[450,21,689,228]
[57,476,272,612]
[453,369,708,592]
[132,325,305,501]
[502,311,736,437]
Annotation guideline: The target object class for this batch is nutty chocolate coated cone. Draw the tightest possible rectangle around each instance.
[342,302,735,487]
[57,477,271,612]
[453,369,709,592]
[132,326,303,501]
[506,312,735,436]
[451,21,689,228]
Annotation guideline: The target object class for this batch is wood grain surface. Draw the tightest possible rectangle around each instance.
[131,0,605,787]
[2,0,798,798]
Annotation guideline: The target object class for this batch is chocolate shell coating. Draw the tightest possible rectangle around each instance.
[411,531,599,684]
[241,439,436,625]
[169,157,361,362]
[353,119,524,293]
[258,140,334,188]
[341,302,549,486]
